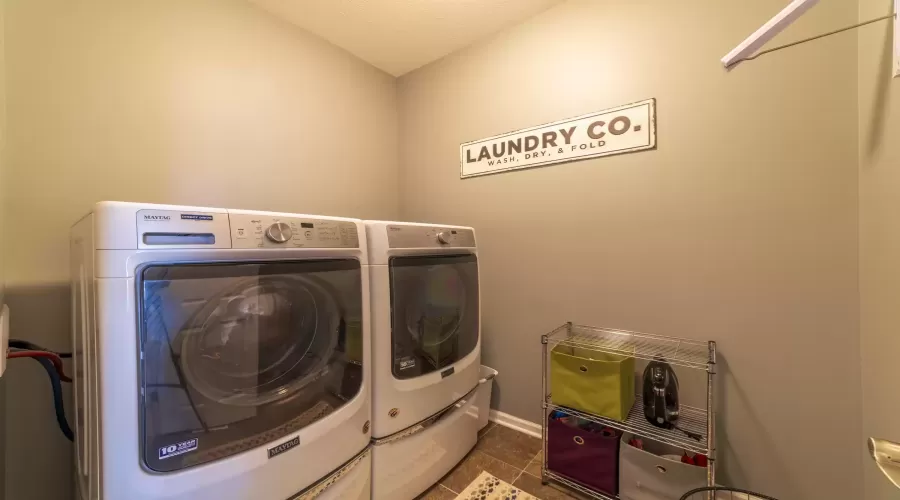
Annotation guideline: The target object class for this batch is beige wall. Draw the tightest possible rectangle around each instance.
[858,0,900,498]
[1,1,397,498]
[398,1,861,498]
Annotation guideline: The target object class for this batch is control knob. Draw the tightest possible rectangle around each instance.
[266,222,292,243]
[437,231,452,244]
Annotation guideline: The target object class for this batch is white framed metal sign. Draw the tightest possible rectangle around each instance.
[460,98,656,178]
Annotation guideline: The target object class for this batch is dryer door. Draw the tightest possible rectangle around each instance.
[138,260,363,473]
[389,254,479,379]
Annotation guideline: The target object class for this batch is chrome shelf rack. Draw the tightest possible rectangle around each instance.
[541,322,717,500]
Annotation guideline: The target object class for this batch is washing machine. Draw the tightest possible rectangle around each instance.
[70,201,372,500]
[365,221,481,499]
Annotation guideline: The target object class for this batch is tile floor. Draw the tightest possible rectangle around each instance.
[417,422,587,500]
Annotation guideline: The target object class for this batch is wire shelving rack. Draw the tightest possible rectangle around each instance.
[541,322,717,500]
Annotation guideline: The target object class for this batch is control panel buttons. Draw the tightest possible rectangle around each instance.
[387,225,475,249]
[265,222,292,243]
[229,214,359,249]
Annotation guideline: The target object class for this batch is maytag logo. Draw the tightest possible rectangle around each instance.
[143,215,171,221]
[267,437,300,459]
[181,214,214,221]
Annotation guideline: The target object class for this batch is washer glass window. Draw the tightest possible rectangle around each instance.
[138,260,363,472]
[389,254,479,379]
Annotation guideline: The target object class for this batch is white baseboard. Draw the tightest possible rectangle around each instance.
[489,410,541,439]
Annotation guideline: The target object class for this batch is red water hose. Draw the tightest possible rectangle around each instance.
[7,350,72,382]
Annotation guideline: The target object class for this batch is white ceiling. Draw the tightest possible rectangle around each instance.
[248,0,564,76]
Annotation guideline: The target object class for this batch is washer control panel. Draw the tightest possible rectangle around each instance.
[387,225,475,248]
[230,214,359,249]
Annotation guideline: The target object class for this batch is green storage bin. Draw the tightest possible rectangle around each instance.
[550,345,635,421]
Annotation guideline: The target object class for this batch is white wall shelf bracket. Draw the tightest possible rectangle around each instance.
[721,0,819,68]
[722,0,897,72]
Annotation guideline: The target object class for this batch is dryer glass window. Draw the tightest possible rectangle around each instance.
[138,260,363,473]
[389,254,479,379]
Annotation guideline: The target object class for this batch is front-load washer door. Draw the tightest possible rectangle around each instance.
[138,260,363,473]
[389,254,478,380]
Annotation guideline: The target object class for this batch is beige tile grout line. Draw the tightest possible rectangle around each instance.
[447,424,543,495]
[474,424,544,487]
[474,447,535,480]
[443,454,543,498]
[511,452,540,486]
[488,453,527,474]
[439,453,524,494]
[512,469,527,485]
[438,483,458,495]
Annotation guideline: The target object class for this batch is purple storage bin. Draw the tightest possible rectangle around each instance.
[547,417,621,496]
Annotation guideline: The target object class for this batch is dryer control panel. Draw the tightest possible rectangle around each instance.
[387,224,475,248]
[230,213,359,249]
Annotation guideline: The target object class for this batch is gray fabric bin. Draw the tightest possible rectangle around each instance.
[619,433,707,500]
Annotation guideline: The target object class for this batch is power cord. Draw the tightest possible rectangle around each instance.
[32,356,75,442]
[7,349,71,382]
[8,339,72,358]
[6,338,75,441]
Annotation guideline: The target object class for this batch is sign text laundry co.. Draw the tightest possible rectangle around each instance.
[460,99,656,178]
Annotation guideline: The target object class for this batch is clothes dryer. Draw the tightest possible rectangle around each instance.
[365,221,481,499]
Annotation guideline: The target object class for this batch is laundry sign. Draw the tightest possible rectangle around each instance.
[460,99,656,178]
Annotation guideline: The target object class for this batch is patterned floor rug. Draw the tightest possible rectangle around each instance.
[454,471,541,500]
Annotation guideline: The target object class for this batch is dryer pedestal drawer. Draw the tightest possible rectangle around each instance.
[371,390,479,500]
